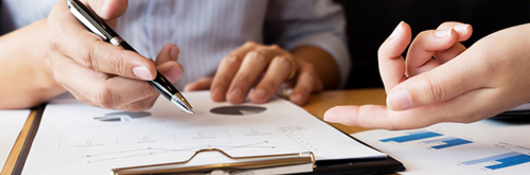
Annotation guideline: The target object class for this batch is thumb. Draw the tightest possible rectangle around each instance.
[386,55,482,111]
[84,0,128,27]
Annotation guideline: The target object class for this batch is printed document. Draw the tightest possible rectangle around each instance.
[22,91,384,174]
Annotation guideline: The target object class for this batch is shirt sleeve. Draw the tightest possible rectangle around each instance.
[264,0,350,88]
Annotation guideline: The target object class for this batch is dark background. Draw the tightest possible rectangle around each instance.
[334,0,530,89]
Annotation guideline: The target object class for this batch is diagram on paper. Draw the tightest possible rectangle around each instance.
[58,127,312,164]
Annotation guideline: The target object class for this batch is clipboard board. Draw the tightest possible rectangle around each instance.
[111,147,404,175]
[13,92,406,175]
[13,107,404,175]
[112,149,315,175]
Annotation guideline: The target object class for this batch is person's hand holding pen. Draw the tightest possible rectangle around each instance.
[46,0,184,111]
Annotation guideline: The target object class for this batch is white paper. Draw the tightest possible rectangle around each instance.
[508,102,530,111]
[0,110,30,169]
[22,91,384,175]
[353,119,530,175]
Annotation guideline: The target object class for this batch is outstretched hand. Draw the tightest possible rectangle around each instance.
[321,21,528,129]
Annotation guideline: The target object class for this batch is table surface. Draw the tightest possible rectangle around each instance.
[0,88,387,175]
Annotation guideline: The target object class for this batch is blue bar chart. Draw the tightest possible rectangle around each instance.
[380,130,442,143]
[422,137,473,149]
[461,152,530,170]
[354,122,530,174]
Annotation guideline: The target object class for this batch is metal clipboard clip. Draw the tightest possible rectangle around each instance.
[112,148,315,175]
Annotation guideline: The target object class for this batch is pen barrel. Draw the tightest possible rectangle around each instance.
[148,73,179,101]
[115,41,176,100]
[117,41,139,53]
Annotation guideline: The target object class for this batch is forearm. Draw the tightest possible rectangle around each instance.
[0,19,65,109]
[290,46,340,89]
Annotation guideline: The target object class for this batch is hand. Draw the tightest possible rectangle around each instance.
[323,21,515,130]
[45,0,183,111]
[184,42,324,106]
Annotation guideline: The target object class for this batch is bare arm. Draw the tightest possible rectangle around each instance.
[0,19,65,109]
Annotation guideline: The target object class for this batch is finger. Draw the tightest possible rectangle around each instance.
[436,22,473,42]
[289,62,323,106]
[210,42,259,102]
[250,56,293,104]
[114,61,181,111]
[324,87,499,130]
[378,21,412,93]
[48,2,156,80]
[433,43,467,64]
[324,105,395,129]
[433,23,472,64]
[406,29,458,76]
[84,0,128,27]
[386,49,487,111]
[184,78,213,92]
[156,61,183,83]
[226,49,274,104]
[117,95,158,112]
[155,44,180,66]
[49,53,160,109]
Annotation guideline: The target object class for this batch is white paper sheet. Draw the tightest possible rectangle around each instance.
[0,110,30,169]
[508,102,530,111]
[22,91,384,175]
[353,119,530,175]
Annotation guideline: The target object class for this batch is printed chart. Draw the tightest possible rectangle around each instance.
[23,92,384,175]
[354,121,530,175]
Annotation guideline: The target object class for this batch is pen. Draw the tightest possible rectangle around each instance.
[66,0,194,115]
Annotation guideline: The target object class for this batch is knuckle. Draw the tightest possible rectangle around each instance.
[235,74,252,86]
[274,56,290,66]
[107,52,126,75]
[244,41,257,47]
[423,75,445,104]
[78,43,96,69]
[247,51,267,63]
[269,44,280,50]
[222,54,243,66]
[139,84,158,98]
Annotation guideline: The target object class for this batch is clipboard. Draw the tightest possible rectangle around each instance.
[491,102,530,120]
[13,107,405,175]
[112,149,315,175]
[111,146,404,175]
[13,92,406,175]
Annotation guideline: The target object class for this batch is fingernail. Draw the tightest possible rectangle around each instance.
[435,29,451,38]
[323,108,341,123]
[387,89,412,110]
[228,88,243,102]
[253,89,266,100]
[453,24,469,32]
[290,93,303,105]
[164,67,182,83]
[133,67,153,80]
[183,84,192,92]
[389,21,403,38]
